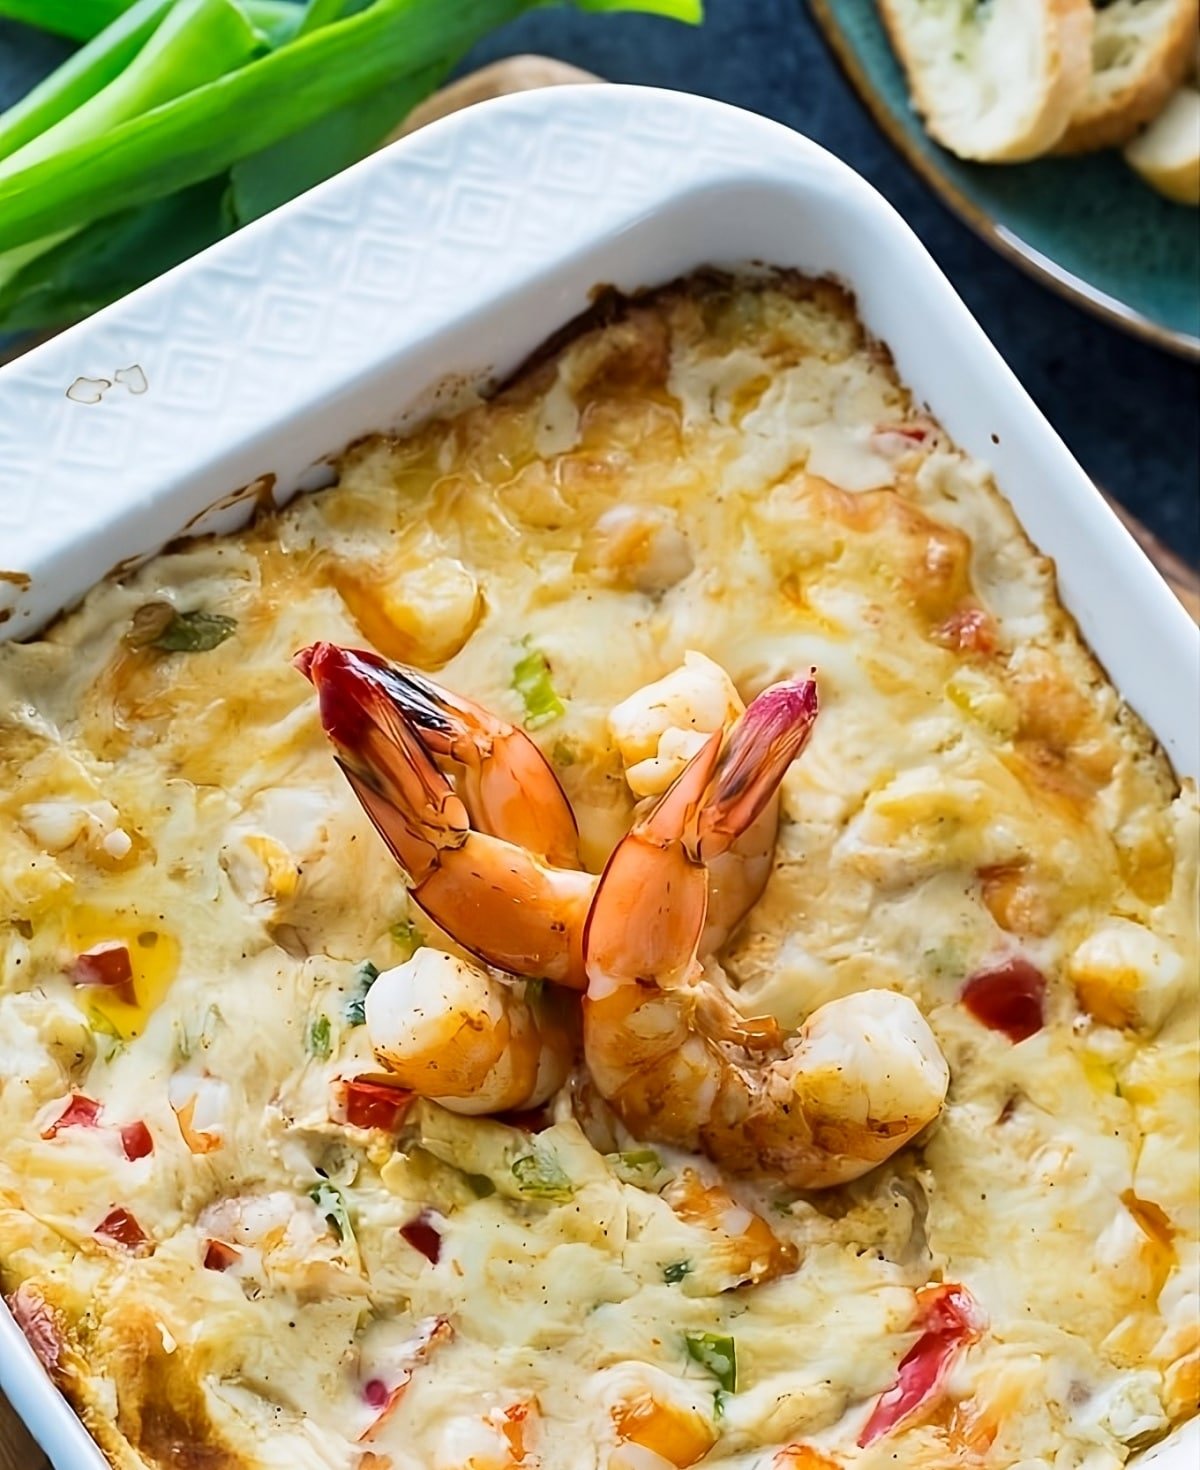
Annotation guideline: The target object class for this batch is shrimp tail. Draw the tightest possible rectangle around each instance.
[296,641,580,867]
[297,642,592,986]
[296,642,470,884]
[698,675,818,857]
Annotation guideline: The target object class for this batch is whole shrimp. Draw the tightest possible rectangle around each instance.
[297,644,949,1187]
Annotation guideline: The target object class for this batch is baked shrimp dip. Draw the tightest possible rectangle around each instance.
[1,275,1196,1470]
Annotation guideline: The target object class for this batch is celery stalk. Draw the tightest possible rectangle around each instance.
[0,0,266,178]
[0,0,174,164]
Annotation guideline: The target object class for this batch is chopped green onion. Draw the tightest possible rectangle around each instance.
[662,1259,692,1285]
[151,609,238,653]
[309,1180,354,1243]
[0,1,174,164]
[388,919,421,957]
[344,959,379,1026]
[2,0,265,180]
[0,0,301,43]
[0,0,702,328]
[307,1014,332,1059]
[511,1148,574,1202]
[0,178,227,333]
[684,1331,736,1394]
[512,643,565,730]
[295,0,362,37]
[0,1,603,254]
[608,1147,664,1186]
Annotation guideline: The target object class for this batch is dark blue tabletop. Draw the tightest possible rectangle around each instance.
[2,0,1196,563]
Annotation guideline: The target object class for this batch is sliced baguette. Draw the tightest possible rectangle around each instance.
[877,0,1094,161]
[1056,0,1199,153]
[1124,83,1200,201]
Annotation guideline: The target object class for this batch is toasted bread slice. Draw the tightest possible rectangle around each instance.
[878,0,1094,161]
[1124,83,1200,201]
[1056,0,1199,152]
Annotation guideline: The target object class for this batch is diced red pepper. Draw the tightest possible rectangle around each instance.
[343,1079,414,1132]
[858,1283,985,1446]
[202,1238,242,1272]
[358,1317,453,1442]
[935,606,997,656]
[119,1121,154,1161]
[69,942,137,1006]
[41,1093,102,1139]
[399,1211,442,1265]
[94,1207,149,1253]
[961,958,1047,1044]
[362,1378,390,1410]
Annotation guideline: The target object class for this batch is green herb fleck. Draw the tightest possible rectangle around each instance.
[684,1331,736,1394]
[309,1180,354,1244]
[150,608,237,653]
[511,1148,574,1202]
[551,739,576,767]
[88,1007,126,1060]
[662,1259,693,1285]
[307,1014,331,1059]
[608,1147,664,1186]
[512,643,565,730]
[464,1171,496,1199]
[344,960,380,1026]
[713,1389,727,1420]
[388,919,420,957]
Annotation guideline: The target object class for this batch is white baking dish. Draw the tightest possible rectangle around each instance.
[0,85,1196,1470]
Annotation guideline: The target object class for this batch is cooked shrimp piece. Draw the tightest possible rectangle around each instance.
[608,650,781,951]
[295,643,579,867]
[366,948,574,1115]
[584,684,950,1189]
[297,642,594,987]
[301,646,949,1186]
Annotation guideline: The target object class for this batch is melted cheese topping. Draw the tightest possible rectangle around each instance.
[0,276,1196,1470]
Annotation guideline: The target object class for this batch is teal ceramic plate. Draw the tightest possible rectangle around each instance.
[809,0,1200,359]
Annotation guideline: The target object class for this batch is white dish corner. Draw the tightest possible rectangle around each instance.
[0,84,1195,1469]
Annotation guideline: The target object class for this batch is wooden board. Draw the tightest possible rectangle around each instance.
[1,46,1197,1470]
